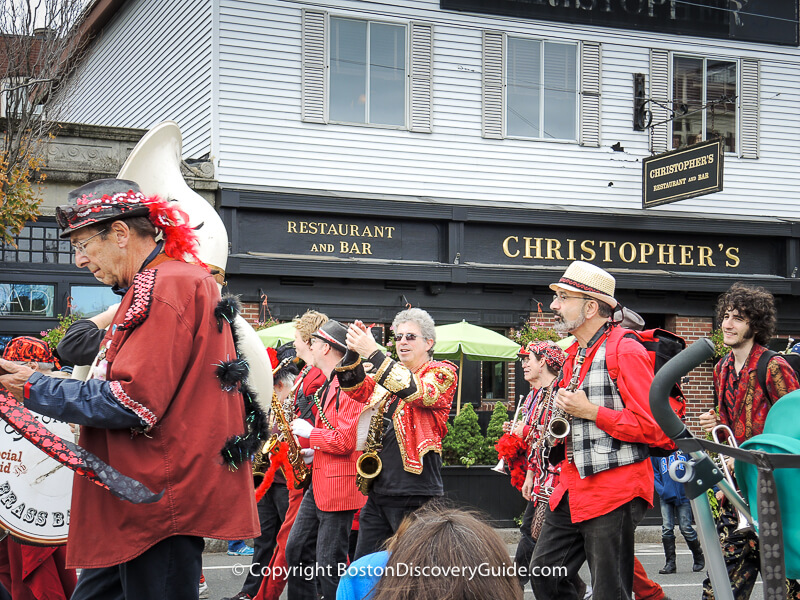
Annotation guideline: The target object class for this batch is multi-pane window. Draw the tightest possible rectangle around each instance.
[507,38,578,140]
[672,57,737,152]
[2,224,72,264]
[329,18,406,127]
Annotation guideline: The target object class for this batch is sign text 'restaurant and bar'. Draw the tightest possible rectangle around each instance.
[642,139,723,208]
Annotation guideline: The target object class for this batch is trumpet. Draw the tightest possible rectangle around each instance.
[710,424,753,534]
[545,349,585,445]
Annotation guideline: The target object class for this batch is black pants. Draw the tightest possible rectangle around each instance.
[515,500,537,588]
[531,494,647,600]
[284,485,355,600]
[353,494,432,560]
[71,535,203,600]
[241,481,290,596]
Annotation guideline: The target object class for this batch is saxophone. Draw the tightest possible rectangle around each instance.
[261,358,311,489]
[356,394,391,495]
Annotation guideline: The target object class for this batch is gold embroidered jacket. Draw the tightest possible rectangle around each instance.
[337,351,457,474]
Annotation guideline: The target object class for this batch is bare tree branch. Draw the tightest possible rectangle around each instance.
[1,0,90,244]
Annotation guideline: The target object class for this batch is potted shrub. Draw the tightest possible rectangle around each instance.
[441,402,526,526]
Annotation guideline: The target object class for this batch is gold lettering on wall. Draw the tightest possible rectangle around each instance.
[546,238,563,260]
[598,241,616,263]
[286,219,398,256]
[679,245,694,266]
[580,240,596,262]
[726,247,740,268]
[639,243,654,264]
[658,244,676,265]
[503,236,520,258]
[619,242,636,263]
[698,246,715,267]
[498,235,744,271]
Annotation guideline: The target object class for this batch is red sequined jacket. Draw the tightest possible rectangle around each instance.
[337,351,457,474]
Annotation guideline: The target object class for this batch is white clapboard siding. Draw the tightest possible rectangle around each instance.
[649,49,670,154]
[108,0,800,220]
[739,59,759,159]
[580,42,601,147]
[58,0,212,158]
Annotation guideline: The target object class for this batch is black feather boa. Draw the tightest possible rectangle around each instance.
[215,294,271,470]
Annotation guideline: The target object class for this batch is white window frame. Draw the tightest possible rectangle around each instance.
[650,49,758,158]
[671,54,739,155]
[504,36,580,143]
[482,31,600,147]
[327,16,408,129]
[301,10,433,133]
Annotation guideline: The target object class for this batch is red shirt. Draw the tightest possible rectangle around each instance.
[550,332,668,523]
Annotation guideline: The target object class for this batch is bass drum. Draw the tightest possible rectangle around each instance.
[0,412,74,545]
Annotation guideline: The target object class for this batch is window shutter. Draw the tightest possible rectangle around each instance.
[409,22,433,133]
[579,42,601,147]
[482,30,504,139]
[302,9,326,124]
[649,49,670,153]
[739,59,759,159]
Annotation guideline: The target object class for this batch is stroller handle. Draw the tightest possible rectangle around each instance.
[650,337,715,440]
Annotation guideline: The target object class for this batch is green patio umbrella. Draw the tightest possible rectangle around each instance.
[256,322,297,348]
[433,320,522,414]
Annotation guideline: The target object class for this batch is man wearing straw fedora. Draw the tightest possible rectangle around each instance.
[530,261,671,600]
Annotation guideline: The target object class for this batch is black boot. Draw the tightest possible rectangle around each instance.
[659,537,677,574]
[687,537,705,572]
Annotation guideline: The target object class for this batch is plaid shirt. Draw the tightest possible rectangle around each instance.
[551,327,664,522]
[714,344,800,445]
[570,343,650,478]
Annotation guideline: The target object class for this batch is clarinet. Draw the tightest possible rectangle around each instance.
[545,348,586,446]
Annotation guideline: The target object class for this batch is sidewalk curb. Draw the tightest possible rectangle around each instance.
[495,525,683,546]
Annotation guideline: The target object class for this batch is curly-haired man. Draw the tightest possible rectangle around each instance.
[698,282,800,600]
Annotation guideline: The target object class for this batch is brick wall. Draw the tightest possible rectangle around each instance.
[240,302,261,326]
[666,316,715,436]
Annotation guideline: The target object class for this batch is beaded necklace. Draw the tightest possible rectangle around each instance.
[312,386,335,430]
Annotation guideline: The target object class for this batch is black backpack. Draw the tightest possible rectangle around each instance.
[756,350,800,403]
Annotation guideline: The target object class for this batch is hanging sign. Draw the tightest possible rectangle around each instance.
[642,139,723,208]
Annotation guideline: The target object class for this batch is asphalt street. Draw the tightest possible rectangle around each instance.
[200,541,764,600]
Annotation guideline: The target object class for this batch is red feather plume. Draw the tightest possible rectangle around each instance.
[495,433,530,491]
[144,196,207,269]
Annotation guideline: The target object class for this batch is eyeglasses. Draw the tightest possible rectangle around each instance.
[71,228,108,255]
[395,333,419,341]
[552,293,591,303]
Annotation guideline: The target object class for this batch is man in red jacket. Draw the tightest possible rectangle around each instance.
[286,320,366,600]
[0,179,259,599]
[530,261,670,600]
